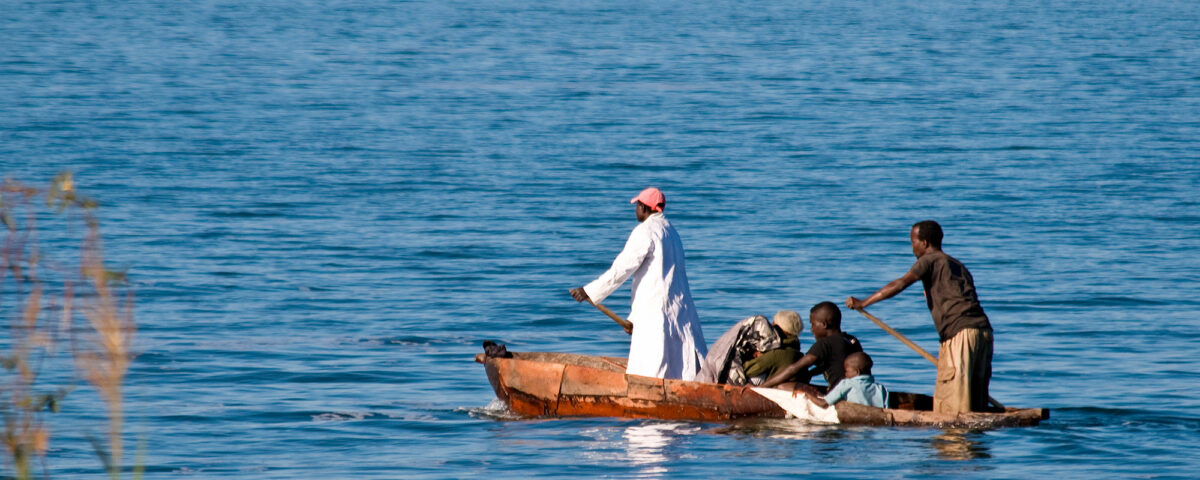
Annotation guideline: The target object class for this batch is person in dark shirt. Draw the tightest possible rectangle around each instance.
[759,302,863,393]
[846,220,994,413]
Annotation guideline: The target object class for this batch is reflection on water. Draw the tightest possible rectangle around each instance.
[621,422,700,477]
[931,429,991,461]
[713,417,836,440]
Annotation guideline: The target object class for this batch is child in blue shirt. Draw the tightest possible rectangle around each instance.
[804,352,888,408]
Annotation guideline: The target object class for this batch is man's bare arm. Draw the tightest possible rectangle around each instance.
[759,353,818,388]
[846,271,920,310]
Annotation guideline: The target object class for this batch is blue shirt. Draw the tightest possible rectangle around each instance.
[822,374,888,408]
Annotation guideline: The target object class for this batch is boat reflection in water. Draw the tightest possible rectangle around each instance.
[711,417,835,441]
[622,422,704,477]
[931,429,991,461]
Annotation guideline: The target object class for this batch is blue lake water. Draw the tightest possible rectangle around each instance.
[3,0,1200,478]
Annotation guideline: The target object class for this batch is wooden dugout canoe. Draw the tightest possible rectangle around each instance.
[476,351,1048,428]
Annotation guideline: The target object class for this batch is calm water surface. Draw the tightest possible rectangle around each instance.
[3,0,1200,478]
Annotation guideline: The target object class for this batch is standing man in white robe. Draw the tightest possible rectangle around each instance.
[570,187,708,381]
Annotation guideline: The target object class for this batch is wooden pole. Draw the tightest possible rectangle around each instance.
[588,299,633,335]
[854,308,1004,410]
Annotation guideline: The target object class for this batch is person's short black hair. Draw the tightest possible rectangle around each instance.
[810,301,842,330]
[912,220,943,249]
[846,352,872,374]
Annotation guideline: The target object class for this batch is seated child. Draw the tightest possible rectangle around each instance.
[803,352,888,408]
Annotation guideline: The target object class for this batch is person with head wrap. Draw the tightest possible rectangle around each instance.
[743,310,807,384]
[695,310,804,385]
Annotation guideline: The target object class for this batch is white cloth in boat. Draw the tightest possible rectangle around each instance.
[583,212,708,380]
[751,387,840,424]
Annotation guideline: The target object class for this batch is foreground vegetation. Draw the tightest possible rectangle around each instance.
[1,174,138,479]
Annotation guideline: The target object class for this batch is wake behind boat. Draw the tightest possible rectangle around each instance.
[476,350,1048,429]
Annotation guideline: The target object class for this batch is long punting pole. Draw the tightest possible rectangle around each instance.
[588,299,633,335]
[854,308,1005,409]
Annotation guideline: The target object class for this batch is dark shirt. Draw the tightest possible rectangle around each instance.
[743,334,801,380]
[806,331,863,389]
[907,251,992,342]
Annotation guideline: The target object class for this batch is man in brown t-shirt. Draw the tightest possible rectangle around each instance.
[845,220,994,413]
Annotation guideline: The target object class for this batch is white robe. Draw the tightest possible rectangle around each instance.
[584,213,707,380]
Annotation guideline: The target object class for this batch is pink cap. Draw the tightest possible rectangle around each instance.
[630,187,665,212]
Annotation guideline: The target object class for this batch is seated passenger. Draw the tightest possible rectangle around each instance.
[759,301,864,392]
[695,310,802,385]
[802,352,888,408]
[743,310,804,384]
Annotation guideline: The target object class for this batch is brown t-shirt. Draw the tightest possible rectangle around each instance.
[907,251,992,342]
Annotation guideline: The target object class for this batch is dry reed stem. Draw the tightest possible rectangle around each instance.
[1,180,50,480]
[1,175,136,479]
[73,182,135,478]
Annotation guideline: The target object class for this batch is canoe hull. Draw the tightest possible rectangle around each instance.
[479,352,786,421]
[477,351,1048,428]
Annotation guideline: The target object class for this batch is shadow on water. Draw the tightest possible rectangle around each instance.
[451,394,1200,478]
[710,417,838,440]
[718,417,992,462]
